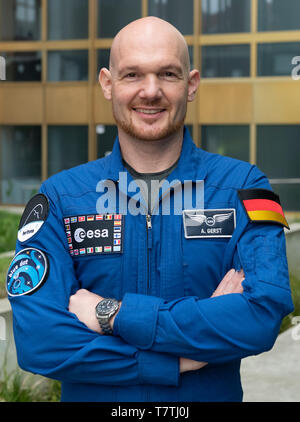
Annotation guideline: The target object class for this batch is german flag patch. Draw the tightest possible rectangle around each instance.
[238,188,289,229]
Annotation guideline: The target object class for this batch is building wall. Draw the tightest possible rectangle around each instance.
[0,0,299,211]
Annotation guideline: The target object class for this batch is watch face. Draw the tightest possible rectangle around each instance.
[97,298,118,316]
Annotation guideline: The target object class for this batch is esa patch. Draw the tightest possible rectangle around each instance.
[6,248,48,297]
[18,194,49,243]
[183,209,236,238]
[64,214,124,256]
[238,188,289,229]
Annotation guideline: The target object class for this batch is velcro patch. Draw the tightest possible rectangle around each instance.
[6,248,48,297]
[183,209,236,238]
[18,194,49,243]
[64,214,124,256]
[238,188,289,229]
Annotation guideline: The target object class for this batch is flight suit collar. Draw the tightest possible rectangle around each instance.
[105,126,207,183]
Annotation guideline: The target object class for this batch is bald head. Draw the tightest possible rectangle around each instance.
[109,16,190,76]
[99,16,200,145]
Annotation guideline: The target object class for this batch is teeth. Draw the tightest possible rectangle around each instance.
[135,109,163,114]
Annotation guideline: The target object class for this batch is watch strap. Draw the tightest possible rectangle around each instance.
[99,319,113,335]
[96,298,119,335]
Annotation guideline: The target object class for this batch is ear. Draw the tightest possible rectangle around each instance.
[187,69,200,102]
[99,67,112,101]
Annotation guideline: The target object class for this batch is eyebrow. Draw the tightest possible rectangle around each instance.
[118,64,184,76]
[159,65,185,75]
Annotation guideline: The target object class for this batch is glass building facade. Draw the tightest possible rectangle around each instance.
[0,0,300,212]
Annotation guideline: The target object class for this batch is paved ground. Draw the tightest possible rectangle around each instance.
[241,326,300,402]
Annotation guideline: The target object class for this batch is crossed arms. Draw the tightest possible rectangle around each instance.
[69,268,245,373]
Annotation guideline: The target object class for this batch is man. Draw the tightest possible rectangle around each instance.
[7,17,293,402]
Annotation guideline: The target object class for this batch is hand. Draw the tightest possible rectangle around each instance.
[179,357,207,373]
[211,268,245,298]
[69,289,104,334]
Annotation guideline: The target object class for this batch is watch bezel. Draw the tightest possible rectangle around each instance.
[95,298,119,318]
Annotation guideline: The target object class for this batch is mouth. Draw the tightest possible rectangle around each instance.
[132,107,166,117]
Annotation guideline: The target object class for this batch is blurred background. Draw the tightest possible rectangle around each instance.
[0,0,299,402]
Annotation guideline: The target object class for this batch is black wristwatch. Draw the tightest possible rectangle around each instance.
[95,298,119,335]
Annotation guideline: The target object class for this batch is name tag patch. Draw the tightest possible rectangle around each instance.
[64,214,123,256]
[183,209,236,238]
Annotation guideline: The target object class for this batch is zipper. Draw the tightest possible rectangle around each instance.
[146,213,152,292]
[146,213,152,230]
[116,178,182,294]
[145,181,182,294]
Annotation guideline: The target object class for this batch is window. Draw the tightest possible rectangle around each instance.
[201,45,250,78]
[98,0,141,38]
[96,125,118,158]
[0,51,41,81]
[269,184,300,212]
[257,126,300,179]
[188,46,194,70]
[257,42,300,77]
[148,0,194,35]
[47,126,88,176]
[201,125,249,162]
[201,0,250,34]
[258,0,300,32]
[47,0,88,40]
[0,0,41,41]
[47,50,88,81]
[257,125,300,211]
[0,126,41,204]
[97,49,111,73]
[47,0,89,40]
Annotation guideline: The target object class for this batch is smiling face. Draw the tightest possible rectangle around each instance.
[99,18,200,142]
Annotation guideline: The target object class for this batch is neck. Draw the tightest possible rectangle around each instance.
[118,127,184,173]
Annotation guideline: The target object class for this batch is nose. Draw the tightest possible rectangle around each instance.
[139,74,162,101]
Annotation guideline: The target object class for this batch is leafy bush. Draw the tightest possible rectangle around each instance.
[0,257,12,298]
[0,211,20,254]
[280,273,300,333]
[0,368,61,402]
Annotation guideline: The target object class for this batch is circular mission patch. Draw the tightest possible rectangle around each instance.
[6,248,49,297]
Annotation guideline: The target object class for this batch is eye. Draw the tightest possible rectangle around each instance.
[125,72,137,79]
[160,71,177,79]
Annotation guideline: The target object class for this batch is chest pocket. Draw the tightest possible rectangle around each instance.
[182,236,229,298]
[73,254,123,300]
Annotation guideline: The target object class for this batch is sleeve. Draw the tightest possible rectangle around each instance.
[8,181,179,386]
[113,166,294,364]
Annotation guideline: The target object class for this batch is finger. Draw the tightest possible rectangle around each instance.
[238,268,245,278]
[229,271,244,293]
[211,270,235,297]
[221,268,236,283]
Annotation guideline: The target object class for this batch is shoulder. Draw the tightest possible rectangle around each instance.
[40,156,110,200]
[196,148,269,191]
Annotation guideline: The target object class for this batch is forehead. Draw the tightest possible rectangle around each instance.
[112,30,185,72]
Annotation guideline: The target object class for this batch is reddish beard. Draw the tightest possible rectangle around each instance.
[112,101,187,141]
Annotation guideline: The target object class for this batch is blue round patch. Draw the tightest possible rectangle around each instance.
[6,248,48,297]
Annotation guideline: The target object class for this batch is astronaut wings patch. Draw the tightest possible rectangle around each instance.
[183,209,236,238]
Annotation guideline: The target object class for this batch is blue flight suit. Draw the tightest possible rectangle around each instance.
[8,127,293,402]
